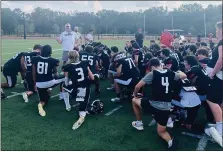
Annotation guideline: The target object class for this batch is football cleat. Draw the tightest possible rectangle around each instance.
[72,116,85,130]
[22,92,29,103]
[205,127,223,147]
[132,121,144,130]
[66,107,71,112]
[38,103,46,117]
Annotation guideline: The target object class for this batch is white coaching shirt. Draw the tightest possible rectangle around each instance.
[59,31,76,51]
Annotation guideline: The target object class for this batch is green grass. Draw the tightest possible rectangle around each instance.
[1,38,222,151]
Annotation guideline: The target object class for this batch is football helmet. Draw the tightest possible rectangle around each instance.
[87,100,104,114]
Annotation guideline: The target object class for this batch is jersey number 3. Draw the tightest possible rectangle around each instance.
[37,62,48,74]
[76,68,84,82]
[161,77,169,94]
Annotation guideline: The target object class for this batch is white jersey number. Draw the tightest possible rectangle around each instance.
[76,68,84,82]
[81,55,93,66]
[161,77,169,94]
[125,58,135,69]
[37,62,48,74]
[25,56,32,66]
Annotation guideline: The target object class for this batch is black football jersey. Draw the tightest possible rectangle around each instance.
[23,52,40,72]
[32,56,59,82]
[100,51,110,68]
[3,52,24,75]
[79,51,98,73]
[186,65,209,95]
[63,61,89,88]
[152,69,176,102]
[117,57,140,79]
[163,56,179,72]
[132,49,145,68]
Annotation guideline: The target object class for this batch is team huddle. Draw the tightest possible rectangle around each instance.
[1,21,222,150]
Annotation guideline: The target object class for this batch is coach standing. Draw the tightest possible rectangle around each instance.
[135,28,144,48]
[56,23,76,65]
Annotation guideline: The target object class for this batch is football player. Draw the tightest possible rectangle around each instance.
[79,45,100,95]
[97,45,110,79]
[21,44,42,103]
[107,46,120,91]
[131,42,146,78]
[111,52,140,102]
[196,48,210,68]
[183,55,210,129]
[131,58,186,149]
[62,50,95,130]
[160,48,179,72]
[1,52,26,88]
[32,45,63,117]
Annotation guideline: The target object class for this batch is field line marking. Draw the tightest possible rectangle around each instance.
[182,132,203,139]
[6,93,22,99]
[11,92,19,94]
[51,94,59,98]
[148,119,156,126]
[105,105,123,116]
[72,103,80,107]
[196,134,209,150]
[182,132,215,143]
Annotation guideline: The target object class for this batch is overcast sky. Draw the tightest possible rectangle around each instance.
[2,1,222,13]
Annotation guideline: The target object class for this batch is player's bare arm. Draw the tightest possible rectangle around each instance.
[88,67,94,80]
[20,56,26,80]
[116,64,122,77]
[210,45,222,78]
[133,80,146,97]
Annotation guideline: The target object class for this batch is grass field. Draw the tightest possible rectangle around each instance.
[1,38,222,151]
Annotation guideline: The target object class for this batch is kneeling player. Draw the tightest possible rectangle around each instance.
[32,45,63,116]
[62,50,95,130]
[131,58,186,149]
[21,44,42,103]
[79,45,100,95]
[1,52,26,89]
[111,52,140,102]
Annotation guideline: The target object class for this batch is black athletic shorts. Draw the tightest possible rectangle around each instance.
[141,98,170,126]
[3,68,17,88]
[63,84,91,112]
[207,76,223,104]
[26,71,35,92]
[37,88,50,103]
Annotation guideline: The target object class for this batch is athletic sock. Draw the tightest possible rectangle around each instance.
[136,120,143,124]
[63,92,70,109]
[79,111,86,117]
[216,122,222,135]
[59,92,64,99]
[168,139,173,148]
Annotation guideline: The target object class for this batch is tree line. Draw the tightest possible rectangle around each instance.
[1,3,222,36]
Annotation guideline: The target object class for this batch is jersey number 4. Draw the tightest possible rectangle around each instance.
[161,77,169,94]
[37,62,48,74]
